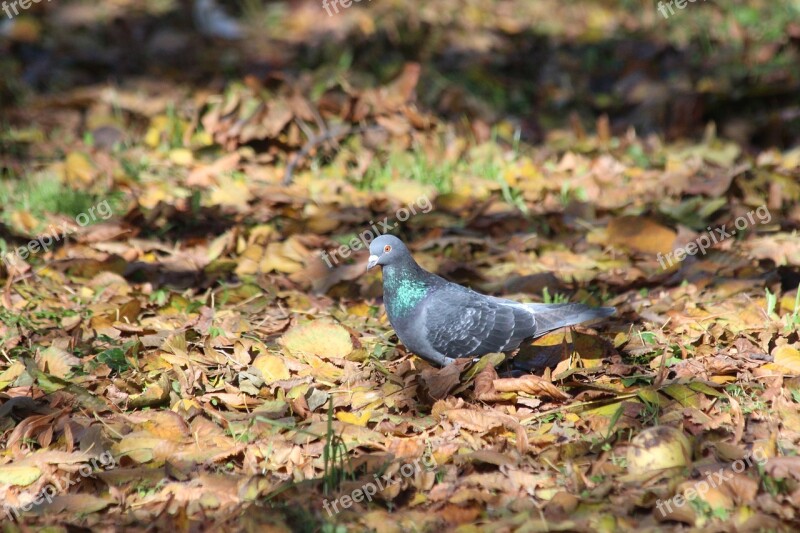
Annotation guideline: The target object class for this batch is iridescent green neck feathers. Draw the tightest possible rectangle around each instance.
[382,265,429,318]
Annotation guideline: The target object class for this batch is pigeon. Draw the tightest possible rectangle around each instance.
[367,235,615,367]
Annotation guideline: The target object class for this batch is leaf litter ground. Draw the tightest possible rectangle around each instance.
[1,0,800,531]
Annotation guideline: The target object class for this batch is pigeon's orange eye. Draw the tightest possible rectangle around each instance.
[384,245,392,253]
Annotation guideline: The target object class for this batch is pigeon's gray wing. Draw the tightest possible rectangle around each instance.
[423,289,537,360]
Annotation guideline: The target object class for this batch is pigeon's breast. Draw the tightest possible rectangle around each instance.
[391,302,454,366]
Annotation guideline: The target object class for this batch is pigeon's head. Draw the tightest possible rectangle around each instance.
[367,235,409,271]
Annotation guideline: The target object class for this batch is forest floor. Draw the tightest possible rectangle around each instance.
[1,0,800,531]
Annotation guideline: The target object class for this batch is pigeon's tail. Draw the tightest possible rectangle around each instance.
[526,303,616,337]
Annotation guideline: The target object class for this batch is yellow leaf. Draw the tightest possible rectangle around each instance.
[252,354,290,384]
[661,383,703,408]
[0,465,42,486]
[336,410,372,426]
[145,115,169,148]
[169,148,194,166]
[9,209,39,234]
[280,321,353,359]
[0,361,25,391]
[637,388,665,407]
[767,345,800,375]
[208,175,251,210]
[64,152,96,185]
[348,303,373,318]
[260,242,304,274]
[139,184,169,210]
[384,180,436,206]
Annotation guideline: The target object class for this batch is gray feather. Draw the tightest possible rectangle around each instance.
[526,303,617,337]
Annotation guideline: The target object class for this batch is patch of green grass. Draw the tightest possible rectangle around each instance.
[638,394,661,427]
[360,145,455,193]
[0,174,97,222]
[119,154,149,182]
[724,383,768,414]
[322,398,354,496]
[0,174,124,238]
[0,307,31,325]
[542,287,569,304]
[784,285,799,332]
[765,285,800,332]
[355,129,532,212]
[0,307,81,337]
[162,105,187,150]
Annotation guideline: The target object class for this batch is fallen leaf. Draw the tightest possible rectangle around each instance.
[253,354,291,384]
[493,375,570,401]
[280,321,353,359]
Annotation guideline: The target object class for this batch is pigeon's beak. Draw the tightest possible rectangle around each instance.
[366,254,380,271]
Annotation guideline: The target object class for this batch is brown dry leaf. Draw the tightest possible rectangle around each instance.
[762,456,800,480]
[684,165,743,197]
[127,374,171,408]
[40,494,114,514]
[74,222,130,243]
[40,346,80,379]
[114,431,181,463]
[473,364,498,399]
[418,359,471,401]
[718,472,759,504]
[605,216,676,255]
[4,6,799,529]
[443,408,504,432]
[130,411,191,441]
[442,408,527,452]
[493,375,570,401]
[186,152,240,187]
[302,256,365,294]
[744,235,800,266]
[263,99,294,138]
